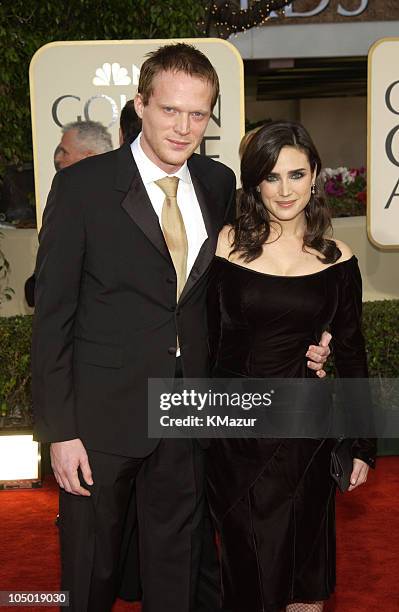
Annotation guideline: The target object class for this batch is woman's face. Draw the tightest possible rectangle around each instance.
[258,146,316,223]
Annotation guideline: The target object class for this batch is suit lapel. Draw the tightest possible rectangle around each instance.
[114,146,224,298]
[116,143,170,262]
[179,159,223,303]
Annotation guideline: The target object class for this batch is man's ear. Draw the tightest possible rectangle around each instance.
[134,94,144,119]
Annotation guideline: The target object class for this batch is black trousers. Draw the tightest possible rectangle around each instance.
[118,468,222,612]
[59,438,221,612]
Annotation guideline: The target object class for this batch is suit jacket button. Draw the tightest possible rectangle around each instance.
[168,346,177,355]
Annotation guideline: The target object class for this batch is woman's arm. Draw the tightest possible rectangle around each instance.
[330,251,376,490]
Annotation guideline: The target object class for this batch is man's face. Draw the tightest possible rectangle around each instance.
[54,129,92,170]
[134,70,214,174]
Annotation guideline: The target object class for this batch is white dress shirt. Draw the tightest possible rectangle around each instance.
[131,134,208,276]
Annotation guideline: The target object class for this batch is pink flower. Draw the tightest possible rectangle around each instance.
[325,179,345,197]
[356,191,367,204]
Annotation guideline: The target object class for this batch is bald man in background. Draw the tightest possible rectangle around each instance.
[54,120,113,170]
[25,121,113,307]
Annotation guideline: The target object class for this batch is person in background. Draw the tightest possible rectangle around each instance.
[119,99,142,145]
[25,121,113,307]
[53,145,62,172]
[54,120,113,170]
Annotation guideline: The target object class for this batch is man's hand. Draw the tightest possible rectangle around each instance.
[306,331,332,378]
[50,438,93,496]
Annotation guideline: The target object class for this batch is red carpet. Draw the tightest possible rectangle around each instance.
[0,457,398,611]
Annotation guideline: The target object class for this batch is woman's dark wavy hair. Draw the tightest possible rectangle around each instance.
[232,120,341,264]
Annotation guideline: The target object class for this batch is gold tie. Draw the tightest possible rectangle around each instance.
[155,176,188,300]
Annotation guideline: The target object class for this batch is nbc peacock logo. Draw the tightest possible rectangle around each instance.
[92,62,141,86]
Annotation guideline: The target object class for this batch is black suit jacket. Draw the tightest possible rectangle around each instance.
[31,143,236,457]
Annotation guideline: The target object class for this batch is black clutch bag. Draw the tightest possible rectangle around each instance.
[330,438,354,493]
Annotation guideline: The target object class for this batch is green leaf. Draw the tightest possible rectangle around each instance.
[0,0,204,175]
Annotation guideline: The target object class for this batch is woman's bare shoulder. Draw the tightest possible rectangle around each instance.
[216,225,235,258]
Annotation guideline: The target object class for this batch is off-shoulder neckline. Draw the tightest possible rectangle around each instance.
[214,254,357,279]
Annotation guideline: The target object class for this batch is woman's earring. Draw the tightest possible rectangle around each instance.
[311,183,316,195]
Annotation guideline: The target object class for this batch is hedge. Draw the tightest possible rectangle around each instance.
[326,299,399,377]
[0,300,398,423]
[0,314,33,421]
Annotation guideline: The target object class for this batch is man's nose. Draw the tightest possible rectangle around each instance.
[175,113,190,135]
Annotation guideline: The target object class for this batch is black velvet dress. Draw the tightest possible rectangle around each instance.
[206,255,376,612]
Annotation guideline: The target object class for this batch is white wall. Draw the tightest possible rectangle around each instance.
[332,217,399,302]
[245,98,300,123]
[301,97,367,168]
[245,94,367,169]
[230,21,399,59]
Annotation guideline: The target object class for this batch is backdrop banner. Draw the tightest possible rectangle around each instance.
[368,37,399,249]
[29,38,244,227]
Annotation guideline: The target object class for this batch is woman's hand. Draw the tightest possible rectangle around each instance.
[348,458,369,491]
